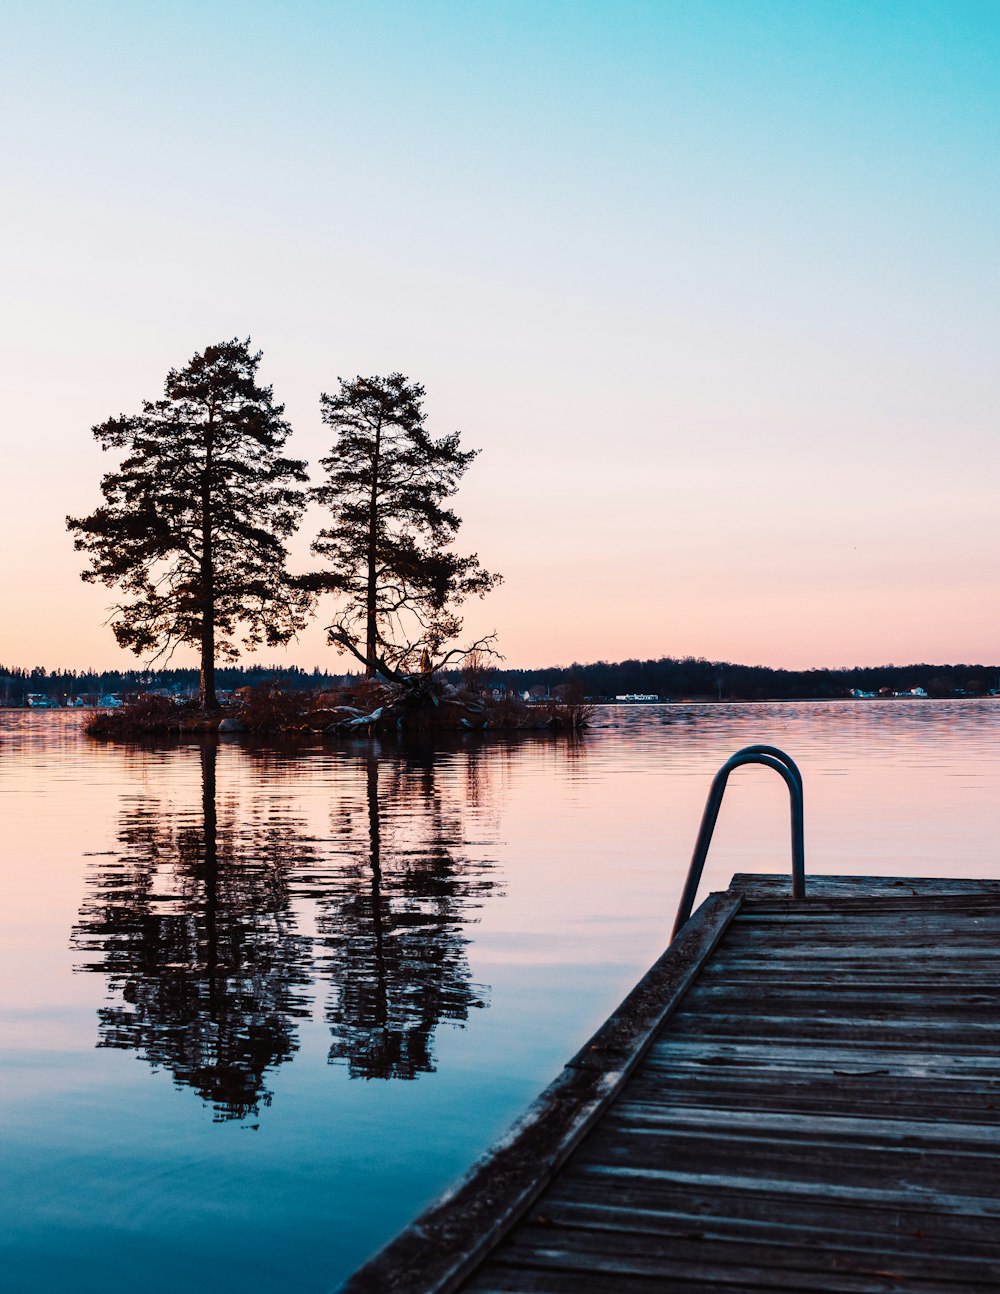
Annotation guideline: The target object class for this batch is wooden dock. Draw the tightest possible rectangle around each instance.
[343,875,1000,1293]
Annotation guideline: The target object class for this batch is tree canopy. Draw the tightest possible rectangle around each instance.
[67,339,311,707]
[311,374,500,678]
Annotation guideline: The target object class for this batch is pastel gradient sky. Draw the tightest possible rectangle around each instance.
[2,0,998,671]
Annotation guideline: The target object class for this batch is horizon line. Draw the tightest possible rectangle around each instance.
[4,656,1000,677]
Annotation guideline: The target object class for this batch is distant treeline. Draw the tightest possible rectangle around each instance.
[3,657,999,706]
[486,657,1000,701]
[0,664,354,705]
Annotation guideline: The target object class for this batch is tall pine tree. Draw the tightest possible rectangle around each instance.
[67,339,311,708]
[312,374,499,678]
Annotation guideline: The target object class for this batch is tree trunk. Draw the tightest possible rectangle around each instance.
[200,620,217,709]
[364,414,383,677]
[200,415,218,709]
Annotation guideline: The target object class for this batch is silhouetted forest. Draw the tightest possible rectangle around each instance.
[7,656,999,706]
[488,657,1000,700]
[0,664,352,705]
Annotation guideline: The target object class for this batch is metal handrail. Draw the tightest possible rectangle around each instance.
[671,745,805,940]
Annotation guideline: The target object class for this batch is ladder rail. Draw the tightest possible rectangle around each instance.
[671,745,805,940]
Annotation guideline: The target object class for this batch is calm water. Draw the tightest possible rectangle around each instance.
[3,702,1000,1292]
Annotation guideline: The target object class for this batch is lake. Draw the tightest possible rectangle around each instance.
[3,702,1000,1292]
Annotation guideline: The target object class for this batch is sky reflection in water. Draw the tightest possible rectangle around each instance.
[2,703,1000,1291]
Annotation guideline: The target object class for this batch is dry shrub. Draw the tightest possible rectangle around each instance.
[345,678,396,712]
[461,650,490,695]
[481,692,530,729]
[236,683,310,733]
[557,700,595,730]
[528,699,594,731]
[84,694,186,739]
[310,690,354,710]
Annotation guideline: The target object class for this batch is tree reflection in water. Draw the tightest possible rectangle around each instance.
[320,748,497,1080]
[72,741,315,1121]
[71,738,503,1115]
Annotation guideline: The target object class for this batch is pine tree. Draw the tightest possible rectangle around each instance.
[311,374,500,678]
[67,339,311,708]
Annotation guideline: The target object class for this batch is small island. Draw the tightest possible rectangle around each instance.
[83,675,591,739]
[65,351,526,739]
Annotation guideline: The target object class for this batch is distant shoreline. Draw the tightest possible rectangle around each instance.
[4,654,998,709]
[6,695,1000,714]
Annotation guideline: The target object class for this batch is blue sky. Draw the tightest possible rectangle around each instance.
[2,1,998,668]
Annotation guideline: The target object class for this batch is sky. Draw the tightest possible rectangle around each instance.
[2,0,998,672]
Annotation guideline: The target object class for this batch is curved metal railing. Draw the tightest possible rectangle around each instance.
[671,745,805,940]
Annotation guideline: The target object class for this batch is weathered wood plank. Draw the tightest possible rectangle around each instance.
[645,1038,1000,1078]
[623,1070,1000,1122]
[606,1101,1000,1148]
[481,1227,1000,1292]
[742,906,1000,922]
[715,939,1000,955]
[562,1162,1000,1220]
[738,898,1000,914]
[698,974,1000,993]
[574,1128,1000,1195]
[719,931,998,952]
[734,906,1000,922]
[684,983,998,1009]
[538,1178,1000,1251]
[665,1011,1000,1048]
[490,1221,1000,1287]
[701,962,1000,977]
[711,939,1000,956]
[464,1270,769,1294]
[731,874,1000,898]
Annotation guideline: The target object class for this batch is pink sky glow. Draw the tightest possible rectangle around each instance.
[3,3,998,672]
